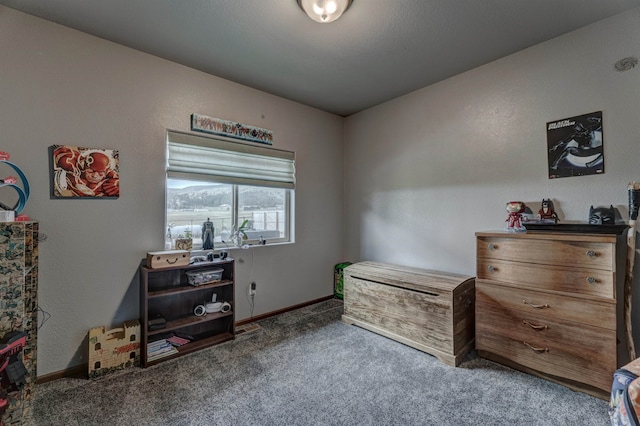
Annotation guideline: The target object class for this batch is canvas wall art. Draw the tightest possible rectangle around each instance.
[50,145,120,198]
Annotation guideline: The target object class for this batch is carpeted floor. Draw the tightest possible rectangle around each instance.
[31,299,610,425]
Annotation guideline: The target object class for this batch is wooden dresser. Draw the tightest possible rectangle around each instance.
[475,230,627,397]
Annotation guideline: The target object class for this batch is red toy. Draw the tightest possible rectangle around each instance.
[0,331,27,426]
[505,201,526,231]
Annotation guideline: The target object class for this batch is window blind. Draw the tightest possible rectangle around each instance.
[167,130,295,189]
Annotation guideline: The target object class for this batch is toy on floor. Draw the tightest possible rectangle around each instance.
[0,331,28,426]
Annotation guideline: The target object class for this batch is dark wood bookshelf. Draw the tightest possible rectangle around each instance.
[140,258,235,367]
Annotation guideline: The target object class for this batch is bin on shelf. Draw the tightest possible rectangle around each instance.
[186,268,224,286]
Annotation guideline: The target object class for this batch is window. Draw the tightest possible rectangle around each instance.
[165,130,295,250]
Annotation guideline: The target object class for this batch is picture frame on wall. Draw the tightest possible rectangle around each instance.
[49,145,120,198]
[547,111,604,179]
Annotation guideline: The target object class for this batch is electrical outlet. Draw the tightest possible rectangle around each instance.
[249,281,256,296]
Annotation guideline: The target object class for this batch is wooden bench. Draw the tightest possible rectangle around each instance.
[342,261,475,366]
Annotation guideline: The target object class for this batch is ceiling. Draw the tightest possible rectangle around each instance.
[1,0,638,116]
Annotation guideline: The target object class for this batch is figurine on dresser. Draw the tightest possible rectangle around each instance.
[537,199,558,223]
[505,201,526,232]
[589,205,616,225]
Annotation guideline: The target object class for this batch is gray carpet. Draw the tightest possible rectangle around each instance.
[32,299,610,425]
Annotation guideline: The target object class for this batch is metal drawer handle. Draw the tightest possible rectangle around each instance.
[488,243,497,251]
[523,300,549,309]
[523,341,549,353]
[586,250,597,258]
[487,265,496,272]
[586,276,597,284]
[523,320,548,330]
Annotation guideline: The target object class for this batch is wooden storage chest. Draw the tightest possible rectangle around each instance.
[475,230,627,397]
[342,261,475,366]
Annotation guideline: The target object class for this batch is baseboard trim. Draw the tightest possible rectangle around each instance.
[36,295,336,384]
[36,363,87,384]
[235,295,335,326]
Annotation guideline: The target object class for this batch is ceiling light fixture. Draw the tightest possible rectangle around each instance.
[297,0,353,23]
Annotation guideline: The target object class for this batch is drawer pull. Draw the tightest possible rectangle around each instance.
[523,341,549,353]
[523,320,548,330]
[523,300,549,309]
[586,276,597,284]
[487,265,496,272]
[488,243,497,251]
[586,250,597,258]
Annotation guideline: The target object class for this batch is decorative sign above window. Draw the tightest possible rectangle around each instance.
[191,113,273,146]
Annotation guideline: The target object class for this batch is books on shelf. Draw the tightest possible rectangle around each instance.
[147,339,179,361]
[167,335,191,347]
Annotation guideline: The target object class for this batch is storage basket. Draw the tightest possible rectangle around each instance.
[186,268,223,286]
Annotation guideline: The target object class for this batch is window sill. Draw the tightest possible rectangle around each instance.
[189,240,293,256]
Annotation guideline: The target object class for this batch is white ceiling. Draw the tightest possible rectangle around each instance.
[1,0,638,116]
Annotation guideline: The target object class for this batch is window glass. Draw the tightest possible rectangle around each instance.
[166,179,233,250]
[236,186,287,241]
[166,179,290,250]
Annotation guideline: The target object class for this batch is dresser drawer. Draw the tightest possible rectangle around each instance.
[477,236,614,270]
[476,301,616,391]
[476,281,615,329]
[477,258,614,299]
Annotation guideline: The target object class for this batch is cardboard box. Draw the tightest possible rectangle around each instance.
[146,250,190,269]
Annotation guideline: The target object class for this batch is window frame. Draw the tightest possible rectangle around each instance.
[165,130,295,250]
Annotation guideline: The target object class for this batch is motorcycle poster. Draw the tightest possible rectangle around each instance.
[547,111,604,179]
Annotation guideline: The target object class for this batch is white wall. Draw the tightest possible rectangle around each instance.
[0,6,345,376]
[344,8,640,343]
